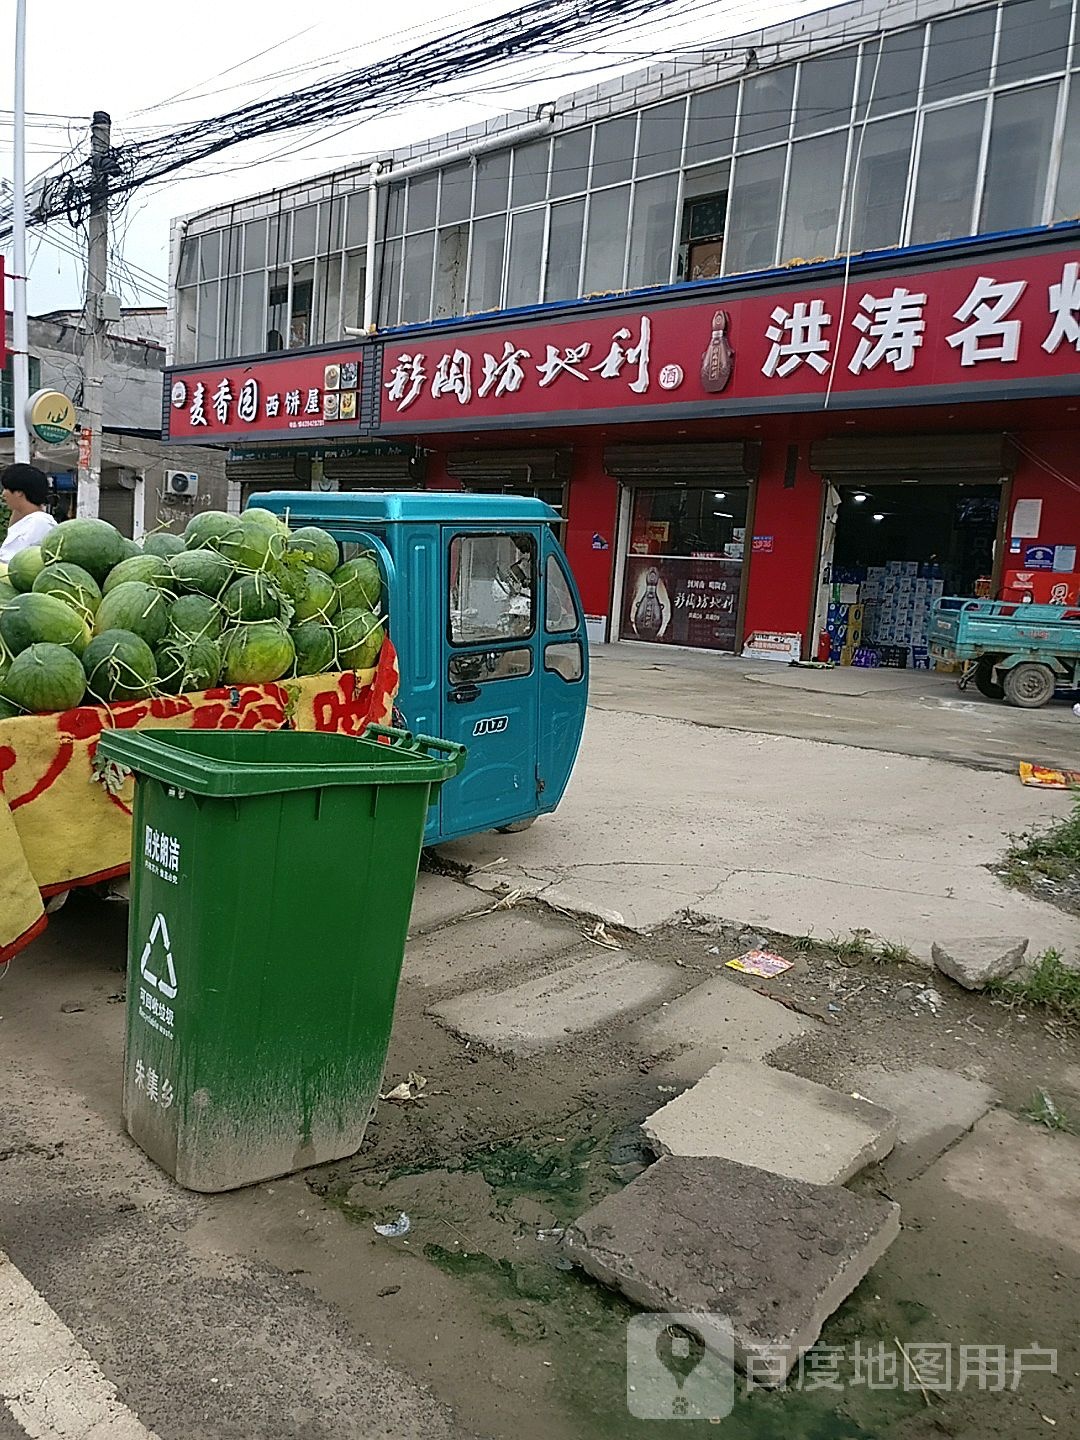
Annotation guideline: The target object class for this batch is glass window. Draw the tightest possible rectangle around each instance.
[467,215,507,311]
[685,85,737,166]
[178,236,198,287]
[449,648,533,683]
[680,163,730,281]
[289,261,314,346]
[857,31,923,118]
[439,161,472,224]
[345,191,368,248]
[845,113,916,251]
[225,227,245,278]
[474,150,510,214]
[325,198,345,252]
[506,208,544,308]
[924,11,995,104]
[636,100,685,176]
[1054,85,1080,220]
[406,173,438,232]
[222,275,241,355]
[197,231,222,282]
[400,230,435,323]
[544,198,585,301]
[313,254,342,344]
[550,128,592,197]
[781,130,847,261]
[449,533,535,643]
[582,185,630,292]
[243,219,267,272]
[266,213,284,266]
[434,224,469,318]
[544,641,583,681]
[980,83,1058,232]
[378,238,402,326]
[267,270,288,351]
[545,555,579,632]
[291,205,317,259]
[737,68,795,150]
[592,115,635,187]
[196,281,219,359]
[342,249,367,329]
[175,288,197,361]
[240,271,264,354]
[511,139,550,207]
[909,100,986,244]
[384,182,405,238]
[627,173,679,288]
[724,146,785,273]
[794,47,857,136]
[997,0,1070,86]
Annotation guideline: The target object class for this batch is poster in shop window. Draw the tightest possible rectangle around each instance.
[622,556,741,651]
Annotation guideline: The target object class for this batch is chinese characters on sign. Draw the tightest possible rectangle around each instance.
[144,824,181,885]
[168,356,361,440]
[132,1055,175,1110]
[621,557,741,651]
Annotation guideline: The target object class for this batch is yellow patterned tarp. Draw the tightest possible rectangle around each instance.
[0,640,399,963]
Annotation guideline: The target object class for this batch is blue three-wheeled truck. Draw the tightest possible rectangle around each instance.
[252,491,590,842]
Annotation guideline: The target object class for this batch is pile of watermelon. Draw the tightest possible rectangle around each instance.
[0,510,384,717]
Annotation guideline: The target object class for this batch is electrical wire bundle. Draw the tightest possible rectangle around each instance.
[12,0,685,232]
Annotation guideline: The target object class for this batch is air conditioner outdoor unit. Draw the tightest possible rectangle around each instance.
[164,470,199,498]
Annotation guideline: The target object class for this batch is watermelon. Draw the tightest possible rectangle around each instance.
[41,518,126,581]
[169,547,233,597]
[0,578,18,604]
[0,695,21,719]
[168,593,222,643]
[284,564,337,622]
[222,573,281,623]
[1,643,86,713]
[33,562,102,617]
[154,636,222,695]
[118,537,142,560]
[0,592,91,657]
[103,554,175,594]
[223,510,289,572]
[221,620,295,684]
[82,629,157,702]
[184,510,243,553]
[8,545,46,593]
[333,555,382,612]
[291,620,336,675]
[142,532,186,559]
[334,606,384,671]
[287,525,340,575]
[95,581,169,646]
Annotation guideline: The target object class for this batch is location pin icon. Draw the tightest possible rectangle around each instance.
[656,1322,706,1391]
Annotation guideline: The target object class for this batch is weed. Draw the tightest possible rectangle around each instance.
[876,940,914,965]
[832,930,874,962]
[1002,795,1080,891]
[989,948,1080,1022]
[791,934,817,953]
[1021,1088,1074,1132]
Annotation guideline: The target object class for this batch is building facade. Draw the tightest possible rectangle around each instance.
[165,0,1080,658]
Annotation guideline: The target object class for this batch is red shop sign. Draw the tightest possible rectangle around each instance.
[166,351,364,443]
[378,240,1080,431]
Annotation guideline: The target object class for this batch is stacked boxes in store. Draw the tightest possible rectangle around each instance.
[861,562,944,668]
[825,575,867,666]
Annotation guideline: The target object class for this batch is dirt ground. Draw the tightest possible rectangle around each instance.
[188,901,1080,1440]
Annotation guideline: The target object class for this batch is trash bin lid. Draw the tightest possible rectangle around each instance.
[97,725,465,798]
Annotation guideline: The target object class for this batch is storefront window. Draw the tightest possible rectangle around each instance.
[620,486,748,651]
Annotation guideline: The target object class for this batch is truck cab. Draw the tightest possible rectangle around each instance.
[251,491,589,843]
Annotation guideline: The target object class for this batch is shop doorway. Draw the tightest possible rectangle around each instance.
[618,483,749,651]
[832,482,1001,595]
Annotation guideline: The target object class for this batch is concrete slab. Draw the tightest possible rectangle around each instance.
[568,1154,901,1385]
[403,909,583,988]
[635,974,813,1083]
[408,871,485,936]
[852,1063,996,1181]
[642,1058,897,1184]
[429,948,677,1054]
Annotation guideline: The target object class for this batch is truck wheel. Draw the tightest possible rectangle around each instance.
[1003,662,1056,709]
[974,656,1005,701]
[496,817,537,834]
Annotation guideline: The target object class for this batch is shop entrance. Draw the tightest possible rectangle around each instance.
[619,483,749,651]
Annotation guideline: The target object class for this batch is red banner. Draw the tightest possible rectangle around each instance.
[166,349,364,443]
[378,241,1080,430]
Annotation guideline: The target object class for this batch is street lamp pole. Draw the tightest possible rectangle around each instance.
[12,0,31,462]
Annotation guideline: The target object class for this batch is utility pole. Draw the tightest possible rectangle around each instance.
[11,0,30,462]
[77,110,112,519]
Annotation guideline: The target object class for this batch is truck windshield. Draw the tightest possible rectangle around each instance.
[449,532,535,644]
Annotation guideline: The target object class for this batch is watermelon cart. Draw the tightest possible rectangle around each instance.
[0,509,398,964]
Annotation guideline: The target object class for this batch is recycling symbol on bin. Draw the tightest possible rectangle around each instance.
[140,913,178,1000]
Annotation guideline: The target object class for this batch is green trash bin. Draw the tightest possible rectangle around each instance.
[96,723,465,1193]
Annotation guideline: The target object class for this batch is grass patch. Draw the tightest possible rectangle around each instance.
[989,948,1080,1022]
[1001,795,1080,890]
[832,930,874,963]
[1021,1088,1074,1133]
[876,940,914,965]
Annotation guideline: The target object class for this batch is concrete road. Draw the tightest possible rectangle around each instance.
[588,644,1080,773]
[438,701,1080,962]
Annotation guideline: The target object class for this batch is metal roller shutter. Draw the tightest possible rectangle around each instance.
[603,442,760,480]
[810,434,1016,481]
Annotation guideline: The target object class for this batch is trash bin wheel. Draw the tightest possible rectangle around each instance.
[973,655,1005,701]
[1003,662,1056,709]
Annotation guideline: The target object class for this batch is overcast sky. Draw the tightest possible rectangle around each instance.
[1,0,819,316]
